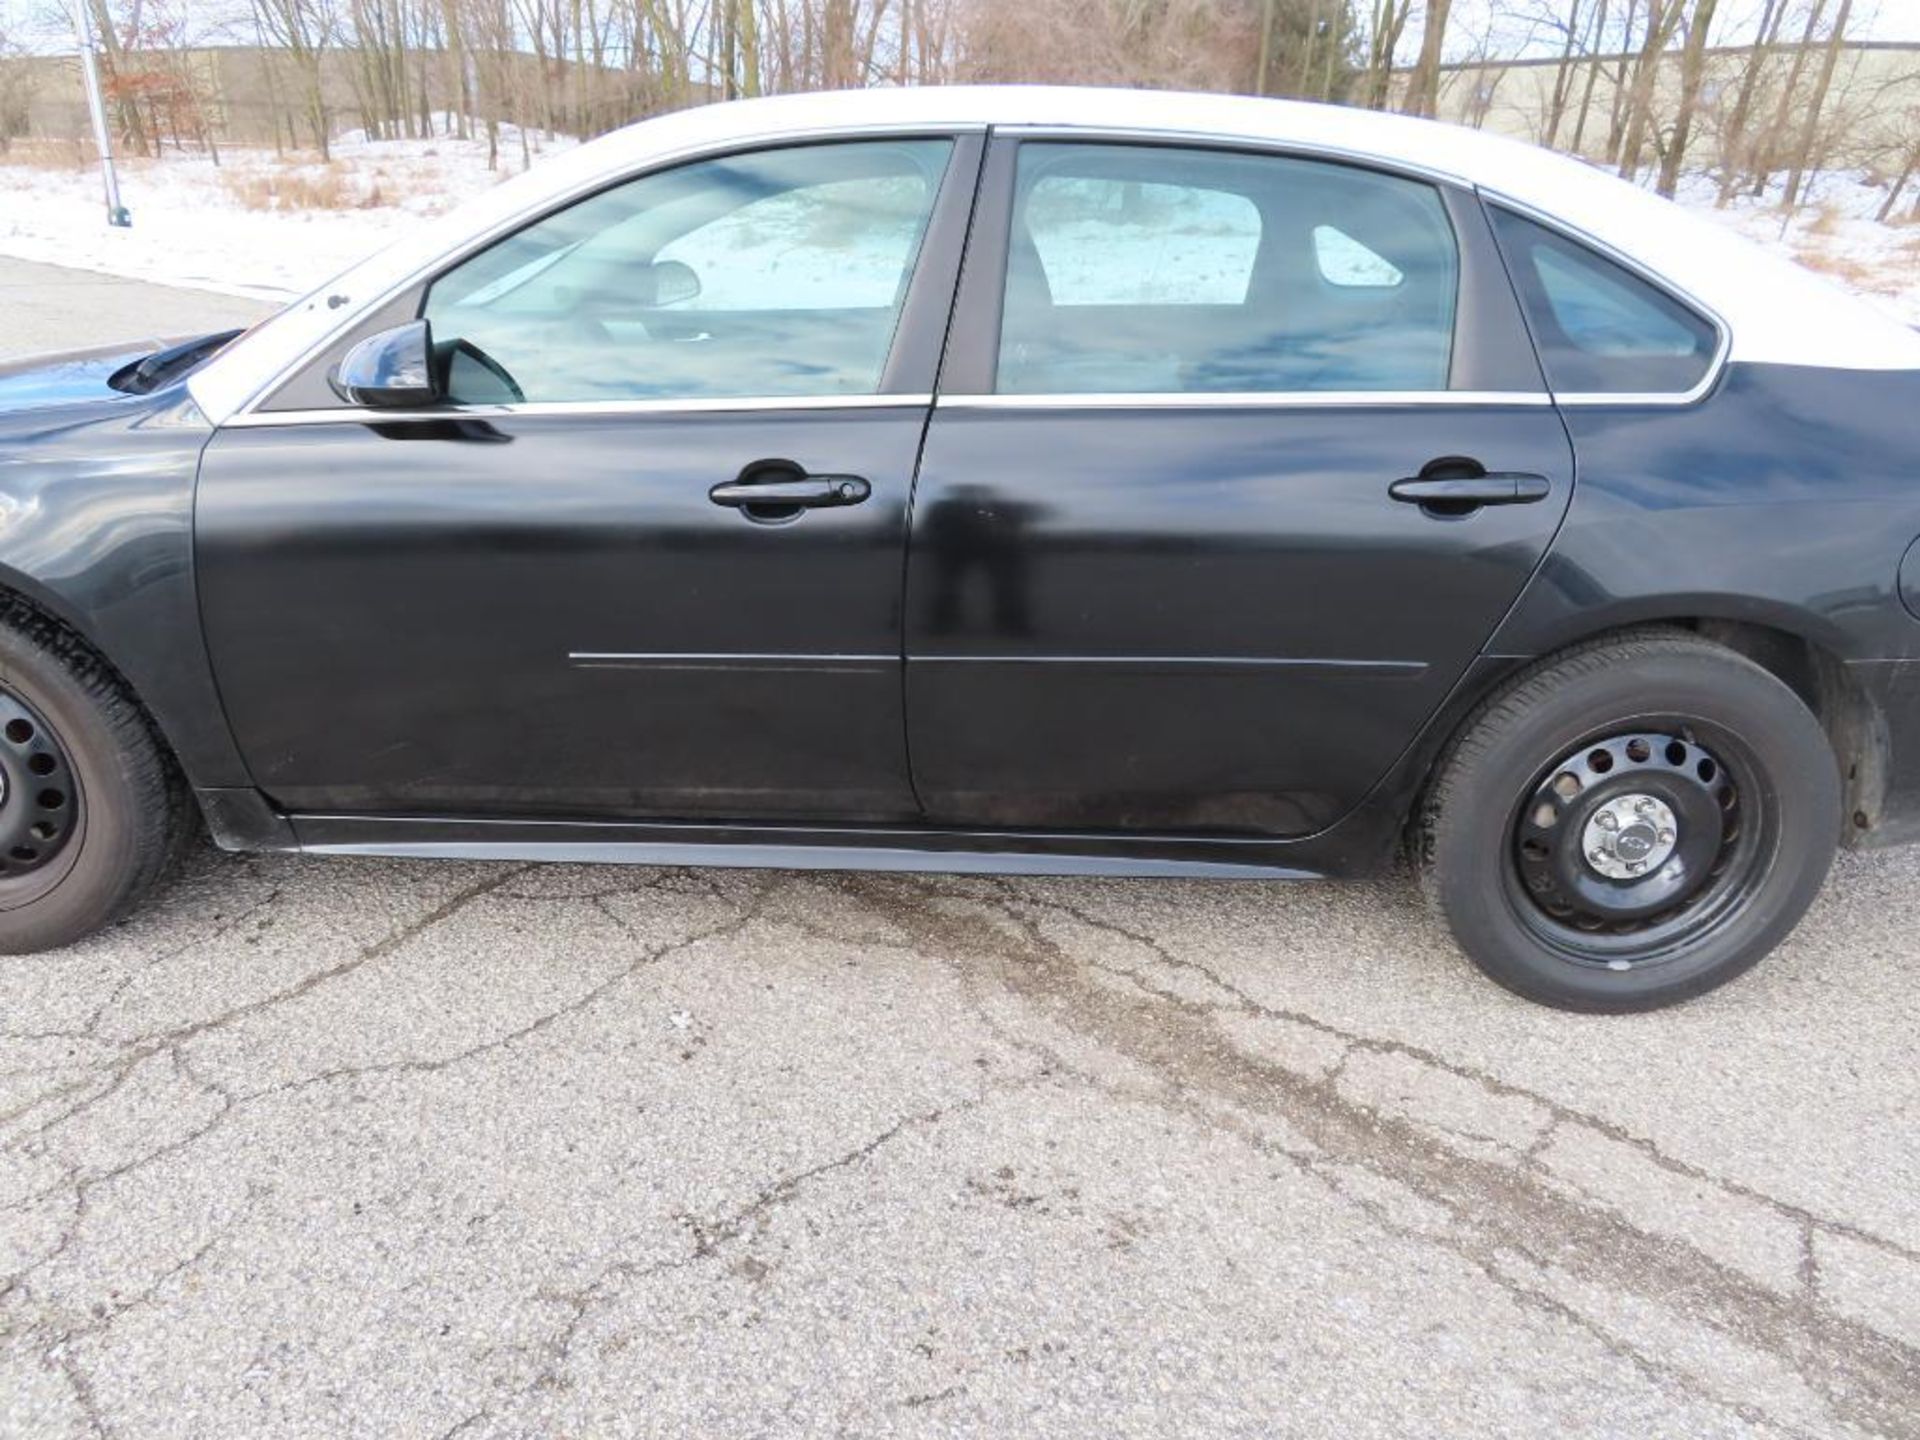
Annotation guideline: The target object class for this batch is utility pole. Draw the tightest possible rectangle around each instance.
[76,1,132,227]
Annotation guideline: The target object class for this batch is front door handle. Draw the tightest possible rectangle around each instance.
[709,474,870,509]
[1389,473,1552,507]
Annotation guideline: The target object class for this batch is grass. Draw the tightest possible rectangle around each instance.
[1792,244,1893,295]
[0,138,96,171]
[220,160,391,211]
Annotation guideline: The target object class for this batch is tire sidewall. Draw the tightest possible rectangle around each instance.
[0,637,151,950]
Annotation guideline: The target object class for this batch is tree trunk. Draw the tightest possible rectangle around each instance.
[1617,0,1683,180]
[739,0,761,96]
[1542,0,1585,149]
[1364,0,1411,110]
[1403,0,1453,118]
[1257,0,1277,96]
[1878,149,1918,222]
[1714,0,1783,205]
[1569,0,1608,155]
[1749,0,1825,197]
[1603,0,1641,165]
[1782,0,1853,211]
[1656,0,1718,197]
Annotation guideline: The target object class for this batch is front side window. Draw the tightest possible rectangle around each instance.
[424,139,952,404]
[1489,208,1719,395]
[995,143,1460,396]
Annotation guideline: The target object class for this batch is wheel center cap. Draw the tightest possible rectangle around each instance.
[1582,794,1679,880]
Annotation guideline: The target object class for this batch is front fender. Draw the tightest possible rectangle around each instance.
[0,389,255,790]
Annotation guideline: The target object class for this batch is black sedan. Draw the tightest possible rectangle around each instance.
[1,87,1916,1011]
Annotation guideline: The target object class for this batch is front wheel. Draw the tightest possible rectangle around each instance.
[0,609,192,952]
[1418,632,1841,1012]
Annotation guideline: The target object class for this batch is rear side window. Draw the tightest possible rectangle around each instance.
[1025,176,1261,306]
[1489,209,1719,396]
[996,143,1459,396]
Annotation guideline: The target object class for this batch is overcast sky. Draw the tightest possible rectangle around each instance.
[4,0,1917,58]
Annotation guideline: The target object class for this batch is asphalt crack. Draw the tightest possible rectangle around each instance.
[818,872,1920,1439]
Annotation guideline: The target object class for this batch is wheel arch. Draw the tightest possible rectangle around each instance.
[0,571,189,776]
[0,569,292,851]
[1433,614,1882,846]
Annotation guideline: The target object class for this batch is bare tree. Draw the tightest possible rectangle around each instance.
[1533,0,1589,149]
[249,0,341,155]
[1782,0,1852,209]
[0,25,38,155]
[1616,0,1683,178]
[1401,0,1451,117]
[1655,0,1717,196]
[1360,0,1412,108]
[1601,0,1642,163]
[1567,0,1608,154]
[1877,131,1920,221]
[1713,0,1786,204]
[1748,0,1827,197]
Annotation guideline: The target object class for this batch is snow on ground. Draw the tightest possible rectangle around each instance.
[0,121,1913,325]
[1670,168,1920,325]
[0,126,576,300]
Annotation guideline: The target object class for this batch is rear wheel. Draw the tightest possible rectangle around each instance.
[1419,631,1840,1011]
[0,608,191,952]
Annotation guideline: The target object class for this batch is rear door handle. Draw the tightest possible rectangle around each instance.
[1389,473,1552,506]
[709,474,871,508]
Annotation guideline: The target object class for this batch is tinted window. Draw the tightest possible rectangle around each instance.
[424,140,951,403]
[996,143,1459,395]
[1026,176,1260,306]
[1490,208,1718,395]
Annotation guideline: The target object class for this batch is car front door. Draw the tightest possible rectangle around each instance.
[197,134,978,821]
[904,137,1575,836]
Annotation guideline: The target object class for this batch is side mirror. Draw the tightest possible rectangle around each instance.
[331,320,439,408]
[643,260,700,308]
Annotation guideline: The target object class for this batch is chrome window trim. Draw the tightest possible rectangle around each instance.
[1552,390,1727,407]
[1477,188,1733,408]
[223,394,937,428]
[230,122,987,422]
[986,123,1465,189]
[935,391,1553,410]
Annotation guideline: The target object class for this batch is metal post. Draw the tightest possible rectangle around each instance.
[75,4,131,228]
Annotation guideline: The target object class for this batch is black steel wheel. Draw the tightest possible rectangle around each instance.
[0,604,192,950]
[1419,631,1840,1011]
[0,686,82,886]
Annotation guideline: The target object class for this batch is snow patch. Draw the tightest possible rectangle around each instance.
[0,123,1911,333]
[0,126,577,299]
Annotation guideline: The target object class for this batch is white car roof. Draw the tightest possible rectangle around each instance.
[188,85,1920,422]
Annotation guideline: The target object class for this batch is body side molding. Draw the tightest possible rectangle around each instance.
[291,814,1324,880]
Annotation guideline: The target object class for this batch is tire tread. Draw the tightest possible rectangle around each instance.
[0,595,193,938]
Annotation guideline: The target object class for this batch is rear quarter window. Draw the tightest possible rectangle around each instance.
[1490,208,1719,396]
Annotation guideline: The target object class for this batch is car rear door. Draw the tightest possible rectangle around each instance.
[196,134,979,822]
[903,135,1574,836]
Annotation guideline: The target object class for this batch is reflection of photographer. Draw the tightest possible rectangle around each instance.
[922,483,1040,639]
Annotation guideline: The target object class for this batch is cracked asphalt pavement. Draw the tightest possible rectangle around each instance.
[3,265,1919,1439]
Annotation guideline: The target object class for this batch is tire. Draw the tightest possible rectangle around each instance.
[0,605,193,952]
[1417,630,1841,1012]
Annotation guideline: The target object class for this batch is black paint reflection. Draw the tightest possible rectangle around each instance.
[922,483,1041,639]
